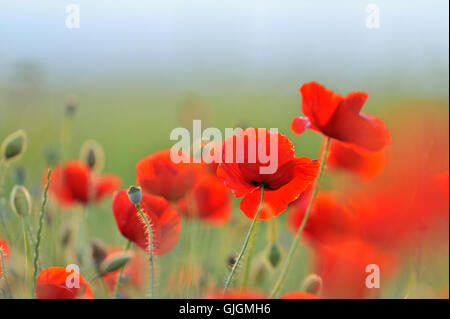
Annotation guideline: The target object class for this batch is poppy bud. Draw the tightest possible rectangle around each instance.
[127,186,142,206]
[10,185,31,217]
[301,274,323,295]
[267,242,281,268]
[1,130,27,162]
[101,254,131,275]
[90,239,107,269]
[12,167,26,185]
[80,140,104,172]
[43,144,60,167]
[65,94,78,116]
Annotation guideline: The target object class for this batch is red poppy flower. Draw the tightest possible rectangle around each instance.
[327,139,386,180]
[313,239,397,299]
[101,247,146,292]
[206,289,267,299]
[35,267,94,299]
[112,190,181,255]
[47,160,121,206]
[217,128,320,220]
[136,149,205,202]
[280,291,320,299]
[176,174,232,226]
[287,191,357,245]
[291,82,390,152]
[0,239,9,278]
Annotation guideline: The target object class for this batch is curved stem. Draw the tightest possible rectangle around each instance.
[0,249,12,298]
[32,168,52,297]
[270,137,331,298]
[113,240,132,299]
[224,185,265,292]
[136,205,155,299]
[241,220,259,288]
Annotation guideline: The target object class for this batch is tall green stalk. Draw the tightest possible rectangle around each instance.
[224,185,265,292]
[270,137,331,297]
[32,168,52,297]
[113,240,132,299]
[135,205,155,298]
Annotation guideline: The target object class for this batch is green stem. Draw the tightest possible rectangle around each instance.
[270,137,331,298]
[32,168,52,297]
[136,205,155,298]
[224,185,265,292]
[241,220,259,288]
[113,240,132,299]
[22,218,33,295]
[0,249,12,298]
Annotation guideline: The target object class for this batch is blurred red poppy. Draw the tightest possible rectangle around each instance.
[206,288,267,299]
[327,139,386,180]
[280,291,320,299]
[287,191,357,245]
[35,267,94,299]
[176,174,232,226]
[313,239,397,299]
[101,247,146,292]
[136,149,205,202]
[47,160,121,206]
[112,190,181,255]
[217,128,319,220]
[291,82,390,151]
[0,238,9,278]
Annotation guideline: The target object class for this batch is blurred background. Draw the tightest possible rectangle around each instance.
[0,0,448,298]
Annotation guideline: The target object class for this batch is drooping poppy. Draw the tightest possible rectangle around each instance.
[136,149,205,202]
[326,139,386,180]
[35,267,94,299]
[291,82,390,152]
[101,247,147,292]
[0,238,9,278]
[176,174,232,226]
[287,191,357,245]
[217,128,320,220]
[280,291,320,299]
[47,160,121,206]
[112,190,181,255]
[313,239,397,299]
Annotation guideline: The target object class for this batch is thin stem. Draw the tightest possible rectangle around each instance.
[113,240,132,299]
[0,249,12,298]
[224,185,265,292]
[241,220,259,288]
[270,137,331,298]
[136,205,155,298]
[22,218,32,295]
[32,168,52,297]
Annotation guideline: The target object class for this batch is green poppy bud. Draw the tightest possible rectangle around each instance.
[301,274,323,295]
[127,186,142,206]
[1,130,27,162]
[101,254,131,275]
[10,185,31,217]
[80,140,104,172]
[267,242,281,268]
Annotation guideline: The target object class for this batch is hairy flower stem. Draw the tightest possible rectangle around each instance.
[241,220,259,288]
[135,204,155,298]
[0,249,12,298]
[113,240,132,299]
[270,137,331,298]
[32,168,52,297]
[224,186,265,292]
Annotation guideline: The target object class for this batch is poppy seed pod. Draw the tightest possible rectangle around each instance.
[127,186,142,206]
[301,274,323,295]
[10,185,31,217]
[80,140,104,172]
[1,130,27,162]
